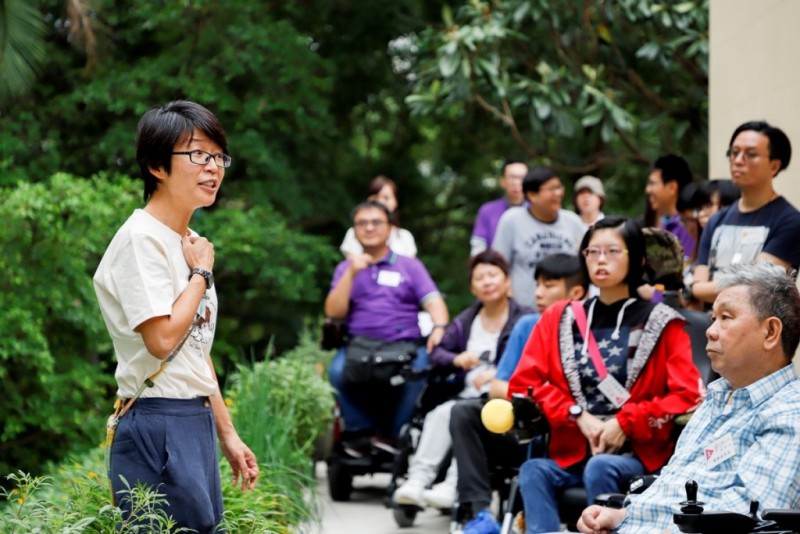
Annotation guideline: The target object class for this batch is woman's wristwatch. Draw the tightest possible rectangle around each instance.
[189,268,214,289]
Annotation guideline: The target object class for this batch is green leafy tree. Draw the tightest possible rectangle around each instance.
[405,0,709,212]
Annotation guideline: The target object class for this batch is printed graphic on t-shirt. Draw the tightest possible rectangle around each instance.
[522,231,580,272]
[188,299,216,354]
[708,224,769,274]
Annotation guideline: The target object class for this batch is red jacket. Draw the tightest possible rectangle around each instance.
[507,299,702,472]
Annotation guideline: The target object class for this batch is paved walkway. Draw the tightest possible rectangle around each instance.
[299,461,451,534]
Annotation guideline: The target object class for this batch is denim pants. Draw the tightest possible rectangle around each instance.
[110,397,224,533]
[518,454,645,533]
[329,345,428,438]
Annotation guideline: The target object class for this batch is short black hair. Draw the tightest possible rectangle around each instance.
[687,179,740,211]
[579,216,646,295]
[522,166,558,195]
[534,253,587,293]
[729,120,792,175]
[469,249,510,279]
[653,154,692,192]
[350,200,392,224]
[136,100,228,203]
[501,158,527,175]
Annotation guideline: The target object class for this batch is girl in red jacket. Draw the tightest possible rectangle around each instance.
[508,216,702,533]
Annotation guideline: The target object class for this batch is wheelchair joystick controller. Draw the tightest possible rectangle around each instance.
[673,480,761,534]
[679,480,704,514]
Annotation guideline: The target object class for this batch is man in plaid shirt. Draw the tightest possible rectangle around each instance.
[577,261,800,534]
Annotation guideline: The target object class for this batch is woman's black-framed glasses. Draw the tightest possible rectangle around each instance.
[172,149,232,168]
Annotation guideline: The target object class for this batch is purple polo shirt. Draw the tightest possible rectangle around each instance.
[662,214,696,261]
[330,250,440,341]
[472,198,515,251]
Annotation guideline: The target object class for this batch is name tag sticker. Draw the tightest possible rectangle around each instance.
[377,270,402,287]
[597,374,631,408]
[704,433,736,468]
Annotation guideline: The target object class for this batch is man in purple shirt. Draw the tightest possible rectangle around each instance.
[326,201,449,454]
[470,159,529,256]
[645,154,696,263]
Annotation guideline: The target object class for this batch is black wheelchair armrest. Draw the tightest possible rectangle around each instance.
[673,510,759,534]
[594,493,626,509]
[762,509,800,531]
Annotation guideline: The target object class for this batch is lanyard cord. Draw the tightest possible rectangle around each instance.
[580,297,636,357]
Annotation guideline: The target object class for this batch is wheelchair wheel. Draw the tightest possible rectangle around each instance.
[393,506,418,528]
[327,460,353,502]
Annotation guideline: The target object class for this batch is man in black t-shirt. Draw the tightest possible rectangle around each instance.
[689,121,800,305]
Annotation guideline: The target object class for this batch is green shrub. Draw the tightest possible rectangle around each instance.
[226,327,335,464]
[0,465,187,533]
[1,326,335,532]
[224,327,335,529]
[0,173,139,478]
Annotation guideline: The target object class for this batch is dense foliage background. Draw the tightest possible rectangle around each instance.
[0,0,708,477]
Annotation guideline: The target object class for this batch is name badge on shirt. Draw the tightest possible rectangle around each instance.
[377,270,402,287]
[597,374,631,409]
[704,433,736,468]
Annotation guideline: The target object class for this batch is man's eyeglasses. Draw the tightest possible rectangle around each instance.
[172,150,232,168]
[354,218,388,229]
[582,246,628,259]
[726,148,770,163]
[540,184,565,194]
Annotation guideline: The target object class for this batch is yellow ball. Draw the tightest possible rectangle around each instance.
[481,398,515,434]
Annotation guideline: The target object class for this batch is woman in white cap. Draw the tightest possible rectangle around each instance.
[573,175,606,228]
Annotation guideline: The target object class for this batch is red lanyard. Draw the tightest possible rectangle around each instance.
[570,300,608,380]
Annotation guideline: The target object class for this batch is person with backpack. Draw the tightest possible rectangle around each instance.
[645,155,696,266]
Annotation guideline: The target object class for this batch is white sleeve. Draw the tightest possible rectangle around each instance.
[339,227,362,257]
[393,227,418,257]
[108,232,175,331]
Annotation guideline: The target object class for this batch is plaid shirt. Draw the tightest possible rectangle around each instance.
[619,364,800,533]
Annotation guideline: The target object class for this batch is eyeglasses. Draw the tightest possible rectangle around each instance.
[354,218,388,229]
[582,246,628,259]
[172,150,232,168]
[540,184,565,194]
[726,148,770,163]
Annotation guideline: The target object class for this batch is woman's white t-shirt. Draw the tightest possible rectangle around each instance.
[461,315,501,398]
[93,209,219,399]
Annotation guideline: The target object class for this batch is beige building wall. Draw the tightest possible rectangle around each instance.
[709,0,800,207]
